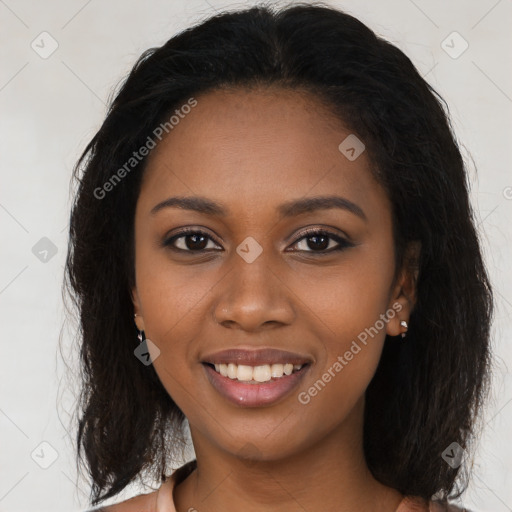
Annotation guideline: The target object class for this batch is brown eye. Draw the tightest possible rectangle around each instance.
[163,229,221,252]
[290,229,354,253]
[163,227,354,255]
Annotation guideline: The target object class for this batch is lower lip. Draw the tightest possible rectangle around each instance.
[202,363,310,408]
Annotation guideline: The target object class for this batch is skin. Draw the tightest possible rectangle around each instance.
[129,86,419,512]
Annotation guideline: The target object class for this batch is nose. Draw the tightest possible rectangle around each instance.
[212,251,295,332]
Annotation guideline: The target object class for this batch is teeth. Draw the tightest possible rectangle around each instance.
[271,364,283,378]
[227,363,237,379]
[237,365,253,381]
[210,362,305,383]
[253,365,271,382]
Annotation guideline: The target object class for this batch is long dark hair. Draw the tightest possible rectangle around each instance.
[64,2,494,506]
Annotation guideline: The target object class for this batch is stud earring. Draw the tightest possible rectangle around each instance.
[400,320,408,339]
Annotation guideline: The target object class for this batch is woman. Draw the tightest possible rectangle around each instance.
[66,3,494,511]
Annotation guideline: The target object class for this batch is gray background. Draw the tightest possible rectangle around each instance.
[0,0,510,511]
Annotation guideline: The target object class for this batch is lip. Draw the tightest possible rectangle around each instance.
[203,362,311,408]
[201,347,313,366]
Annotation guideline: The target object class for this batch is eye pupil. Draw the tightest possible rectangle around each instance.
[307,234,329,251]
[186,233,208,250]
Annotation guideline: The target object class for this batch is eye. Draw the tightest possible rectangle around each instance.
[289,228,355,254]
[162,227,354,254]
[163,228,221,252]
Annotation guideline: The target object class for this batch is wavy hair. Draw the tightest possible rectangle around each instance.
[64,2,494,506]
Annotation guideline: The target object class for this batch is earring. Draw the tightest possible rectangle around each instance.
[134,313,143,342]
[400,320,408,339]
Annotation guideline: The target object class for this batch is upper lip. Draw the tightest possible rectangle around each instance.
[201,348,313,366]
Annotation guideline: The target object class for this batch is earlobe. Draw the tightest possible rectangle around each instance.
[385,299,410,338]
[134,313,145,331]
[131,287,145,331]
[386,241,421,338]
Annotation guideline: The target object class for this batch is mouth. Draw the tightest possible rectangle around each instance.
[201,357,311,407]
[200,347,313,407]
[202,361,309,384]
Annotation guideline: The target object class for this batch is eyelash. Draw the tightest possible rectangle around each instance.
[162,227,354,255]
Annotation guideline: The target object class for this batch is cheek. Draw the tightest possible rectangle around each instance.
[133,252,214,393]
[290,255,393,347]
[290,252,393,413]
[293,326,385,447]
[135,242,218,343]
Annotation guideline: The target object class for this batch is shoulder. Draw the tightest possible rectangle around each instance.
[398,496,472,511]
[431,500,472,511]
[84,460,197,512]
[86,488,159,512]
[432,503,472,512]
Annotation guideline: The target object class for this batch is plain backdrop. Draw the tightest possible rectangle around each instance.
[0,0,511,511]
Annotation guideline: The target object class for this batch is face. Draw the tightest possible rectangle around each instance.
[131,86,415,461]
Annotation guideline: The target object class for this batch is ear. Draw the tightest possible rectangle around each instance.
[131,286,145,331]
[386,241,421,337]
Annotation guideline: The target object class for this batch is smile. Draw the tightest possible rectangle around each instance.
[206,362,306,383]
[202,362,311,407]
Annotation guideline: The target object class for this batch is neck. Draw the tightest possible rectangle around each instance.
[173,397,403,512]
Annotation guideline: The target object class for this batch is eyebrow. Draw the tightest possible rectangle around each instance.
[150,195,367,222]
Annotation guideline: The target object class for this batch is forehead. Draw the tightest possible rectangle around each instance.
[138,86,390,223]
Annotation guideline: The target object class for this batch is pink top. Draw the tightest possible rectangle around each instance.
[99,460,469,511]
